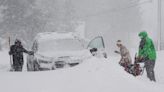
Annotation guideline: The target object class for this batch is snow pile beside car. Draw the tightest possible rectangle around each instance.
[0,50,10,71]
[0,50,164,92]
[155,51,164,84]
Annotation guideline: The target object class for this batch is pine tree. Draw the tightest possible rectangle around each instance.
[0,0,47,47]
[37,0,77,32]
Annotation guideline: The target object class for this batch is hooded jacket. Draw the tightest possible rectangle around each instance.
[119,45,132,64]
[138,31,156,61]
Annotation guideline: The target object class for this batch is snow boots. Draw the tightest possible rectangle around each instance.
[13,65,23,71]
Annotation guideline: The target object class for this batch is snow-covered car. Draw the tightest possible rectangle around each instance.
[27,32,107,71]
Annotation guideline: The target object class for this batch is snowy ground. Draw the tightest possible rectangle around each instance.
[0,49,164,92]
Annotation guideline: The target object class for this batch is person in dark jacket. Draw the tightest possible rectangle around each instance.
[9,39,33,71]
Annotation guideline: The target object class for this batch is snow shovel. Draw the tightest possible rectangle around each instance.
[8,37,14,71]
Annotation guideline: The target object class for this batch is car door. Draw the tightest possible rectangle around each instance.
[87,36,107,58]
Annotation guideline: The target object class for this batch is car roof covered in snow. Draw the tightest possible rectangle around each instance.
[34,32,80,42]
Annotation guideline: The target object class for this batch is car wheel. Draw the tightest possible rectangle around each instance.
[27,60,39,71]
[103,52,107,58]
[27,61,34,71]
[33,60,40,71]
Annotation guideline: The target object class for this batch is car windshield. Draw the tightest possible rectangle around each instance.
[87,36,105,49]
[38,39,84,53]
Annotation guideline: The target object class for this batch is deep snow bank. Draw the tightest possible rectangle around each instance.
[156,51,164,84]
[0,50,164,92]
[0,50,10,71]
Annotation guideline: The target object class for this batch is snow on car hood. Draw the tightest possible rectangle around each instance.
[35,50,92,61]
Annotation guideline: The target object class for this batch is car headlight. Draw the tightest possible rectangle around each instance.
[34,53,54,63]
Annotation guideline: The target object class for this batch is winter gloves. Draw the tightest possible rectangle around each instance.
[28,51,34,55]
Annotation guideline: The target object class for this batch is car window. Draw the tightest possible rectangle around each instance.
[87,36,105,49]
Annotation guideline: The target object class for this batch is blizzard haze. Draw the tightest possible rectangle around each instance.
[0,0,163,53]
[71,0,160,54]
[0,0,164,92]
[0,50,164,92]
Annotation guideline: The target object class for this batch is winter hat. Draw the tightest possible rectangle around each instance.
[116,40,122,45]
[138,31,148,39]
[15,39,21,45]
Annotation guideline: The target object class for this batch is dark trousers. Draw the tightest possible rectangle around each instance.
[13,65,23,71]
[145,60,156,82]
[13,58,24,72]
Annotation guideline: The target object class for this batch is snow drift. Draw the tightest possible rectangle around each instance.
[0,50,164,92]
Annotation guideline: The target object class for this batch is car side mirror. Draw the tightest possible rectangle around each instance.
[90,48,98,56]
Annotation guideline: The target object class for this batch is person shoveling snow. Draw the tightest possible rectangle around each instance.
[9,39,34,71]
[115,40,132,66]
[137,31,157,82]
[115,40,144,76]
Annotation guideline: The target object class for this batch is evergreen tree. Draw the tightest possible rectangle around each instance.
[37,0,77,32]
[0,0,47,47]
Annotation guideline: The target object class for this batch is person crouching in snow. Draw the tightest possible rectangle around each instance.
[115,40,132,67]
[9,39,34,71]
[137,31,156,82]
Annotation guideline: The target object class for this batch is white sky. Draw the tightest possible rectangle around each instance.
[70,0,160,53]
